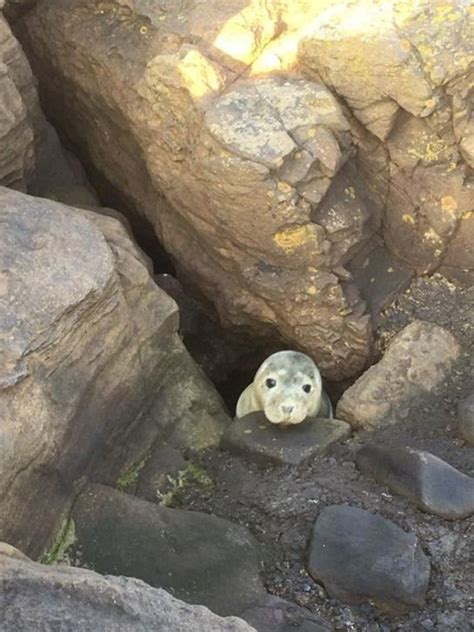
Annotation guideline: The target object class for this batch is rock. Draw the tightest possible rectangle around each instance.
[0,12,96,204]
[135,443,188,503]
[0,187,230,558]
[300,0,473,277]
[0,13,35,189]
[308,505,430,615]
[239,594,332,632]
[222,412,351,467]
[19,0,377,381]
[457,393,474,445]
[72,484,265,617]
[0,543,256,632]
[337,321,460,428]
[3,1,39,22]
[356,444,474,519]
[346,237,413,322]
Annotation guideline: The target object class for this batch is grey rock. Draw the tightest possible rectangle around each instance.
[337,321,460,429]
[72,484,265,617]
[0,188,230,558]
[356,444,474,519]
[239,594,332,632]
[457,393,474,445]
[222,412,351,467]
[346,237,413,322]
[308,505,430,615]
[0,543,256,632]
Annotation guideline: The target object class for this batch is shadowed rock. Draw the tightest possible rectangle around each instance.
[356,444,474,519]
[72,484,265,617]
[457,393,474,445]
[308,505,430,615]
[239,594,332,632]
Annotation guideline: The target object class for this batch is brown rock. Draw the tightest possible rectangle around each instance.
[0,10,99,207]
[336,321,460,428]
[0,187,230,558]
[17,0,473,382]
[18,0,374,380]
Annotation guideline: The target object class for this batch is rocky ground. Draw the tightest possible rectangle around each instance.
[172,275,474,631]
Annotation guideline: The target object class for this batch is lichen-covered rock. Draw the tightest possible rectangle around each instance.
[300,0,474,277]
[18,0,377,381]
[0,187,230,558]
[336,321,460,428]
[17,0,473,379]
[0,543,256,632]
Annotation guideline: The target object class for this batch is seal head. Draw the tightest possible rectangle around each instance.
[236,350,323,425]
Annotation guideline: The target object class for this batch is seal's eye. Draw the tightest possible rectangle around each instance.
[265,378,277,389]
[302,384,312,394]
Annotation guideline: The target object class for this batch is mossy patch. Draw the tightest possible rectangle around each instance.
[116,455,148,492]
[40,518,76,565]
[157,462,215,508]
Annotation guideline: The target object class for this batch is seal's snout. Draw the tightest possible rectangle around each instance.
[281,404,294,415]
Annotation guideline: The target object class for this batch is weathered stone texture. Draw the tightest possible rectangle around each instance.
[336,321,460,428]
[0,543,256,632]
[15,0,473,381]
[0,187,229,558]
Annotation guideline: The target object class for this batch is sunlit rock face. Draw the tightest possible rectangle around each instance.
[18,0,473,379]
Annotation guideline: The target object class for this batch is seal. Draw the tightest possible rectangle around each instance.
[236,350,333,425]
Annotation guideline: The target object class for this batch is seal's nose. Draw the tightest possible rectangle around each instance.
[281,405,294,415]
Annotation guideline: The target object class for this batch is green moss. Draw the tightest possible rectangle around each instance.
[40,518,76,565]
[158,462,215,508]
[116,455,148,491]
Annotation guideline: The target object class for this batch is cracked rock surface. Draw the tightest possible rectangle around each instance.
[17,0,473,379]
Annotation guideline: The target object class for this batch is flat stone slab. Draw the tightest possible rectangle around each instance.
[356,444,474,519]
[457,393,474,445]
[72,483,265,617]
[308,505,430,615]
[239,594,332,632]
[222,412,351,466]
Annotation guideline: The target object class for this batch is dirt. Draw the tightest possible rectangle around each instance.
[177,274,474,632]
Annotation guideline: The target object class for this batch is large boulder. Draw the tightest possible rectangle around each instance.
[17,0,378,381]
[17,0,474,379]
[0,187,230,558]
[0,543,255,631]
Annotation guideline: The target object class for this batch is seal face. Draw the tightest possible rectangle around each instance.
[236,350,325,425]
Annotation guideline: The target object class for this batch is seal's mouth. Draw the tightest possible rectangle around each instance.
[264,409,307,425]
